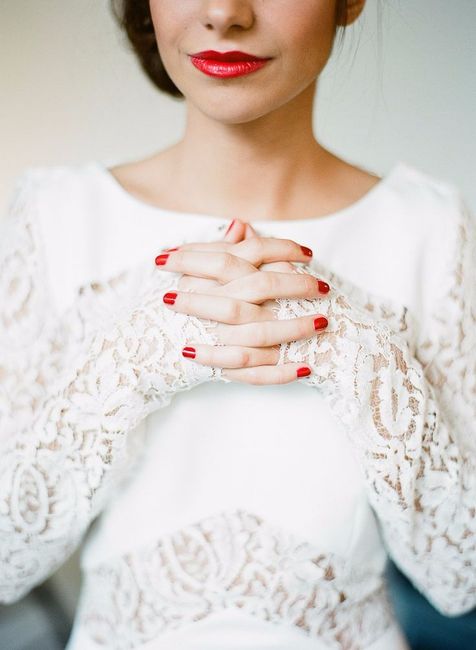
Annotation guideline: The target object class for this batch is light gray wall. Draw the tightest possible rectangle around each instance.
[0,0,475,626]
[1,0,475,214]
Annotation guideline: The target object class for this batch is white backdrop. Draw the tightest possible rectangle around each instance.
[0,0,475,619]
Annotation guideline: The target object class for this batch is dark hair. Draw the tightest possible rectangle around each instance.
[110,1,349,100]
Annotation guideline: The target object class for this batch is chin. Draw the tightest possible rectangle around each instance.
[187,88,283,124]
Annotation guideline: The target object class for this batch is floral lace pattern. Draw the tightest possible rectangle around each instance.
[78,509,393,650]
[274,191,476,615]
[1,167,475,649]
[0,170,226,604]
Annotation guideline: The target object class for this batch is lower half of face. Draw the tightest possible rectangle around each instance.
[149,0,339,123]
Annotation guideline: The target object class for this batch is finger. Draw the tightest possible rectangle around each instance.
[177,274,220,292]
[221,363,313,385]
[231,236,314,267]
[162,289,267,324]
[181,343,280,368]
[212,271,331,303]
[156,249,259,284]
[178,260,296,292]
[223,218,247,243]
[217,312,328,347]
[159,236,313,265]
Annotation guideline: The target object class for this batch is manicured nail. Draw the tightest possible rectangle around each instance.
[162,246,180,252]
[314,316,328,330]
[163,292,177,305]
[182,346,196,358]
[317,280,330,294]
[297,367,311,378]
[225,219,236,236]
[300,245,313,257]
[155,253,170,265]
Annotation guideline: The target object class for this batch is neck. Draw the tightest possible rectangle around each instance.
[157,82,337,222]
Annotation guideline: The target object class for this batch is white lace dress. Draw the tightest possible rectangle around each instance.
[0,160,475,650]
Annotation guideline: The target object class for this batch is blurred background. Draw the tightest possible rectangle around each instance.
[0,1,475,648]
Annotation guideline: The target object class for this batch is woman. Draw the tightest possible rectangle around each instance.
[0,1,475,649]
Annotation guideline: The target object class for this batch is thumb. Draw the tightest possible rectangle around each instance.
[222,218,247,243]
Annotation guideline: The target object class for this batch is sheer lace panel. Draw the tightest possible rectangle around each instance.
[273,190,476,615]
[78,510,393,650]
[0,171,228,604]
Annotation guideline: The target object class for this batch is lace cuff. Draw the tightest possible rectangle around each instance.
[0,171,227,603]
[272,191,476,615]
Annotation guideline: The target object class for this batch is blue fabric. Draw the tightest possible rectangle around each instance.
[386,560,476,650]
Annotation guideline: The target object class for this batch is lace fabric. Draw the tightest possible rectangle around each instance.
[77,509,393,650]
[0,170,227,604]
[1,167,475,649]
[274,190,476,616]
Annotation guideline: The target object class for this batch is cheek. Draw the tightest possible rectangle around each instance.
[278,7,336,72]
[149,1,193,50]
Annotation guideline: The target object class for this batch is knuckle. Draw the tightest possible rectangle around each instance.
[239,348,251,367]
[226,299,242,323]
[247,237,265,258]
[256,271,276,295]
[252,322,270,347]
[304,275,318,295]
[297,318,311,338]
[276,368,290,385]
[219,252,235,274]
[246,367,265,385]
[281,238,300,258]
[264,272,279,295]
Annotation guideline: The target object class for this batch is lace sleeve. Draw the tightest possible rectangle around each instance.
[274,189,476,616]
[0,170,224,604]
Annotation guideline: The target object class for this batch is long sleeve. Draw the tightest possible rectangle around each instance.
[0,170,224,604]
[274,187,476,616]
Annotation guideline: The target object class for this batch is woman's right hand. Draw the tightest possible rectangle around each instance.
[154,228,330,385]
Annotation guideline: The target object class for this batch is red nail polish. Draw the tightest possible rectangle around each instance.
[225,219,236,236]
[314,316,328,330]
[162,247,179,252]
[163,292,177,304]
[317,280,330,294]
[300,245,313,257]
[297,367,311,378]
[182,346,196,358]
[155,253,170,265]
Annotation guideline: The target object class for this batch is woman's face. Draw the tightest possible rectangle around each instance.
[149,0,342,124]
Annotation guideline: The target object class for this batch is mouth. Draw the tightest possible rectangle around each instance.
[188,50,273,79]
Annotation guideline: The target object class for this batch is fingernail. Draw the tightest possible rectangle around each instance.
[300,245,313,257]
[162,246,180,252]
[314,316,328,330]
[297,367,311,378]
[225,219,236,236]
[163,292,177,305]
[155,253,170,266]
[182,346,196,358]
[317,280,330,294]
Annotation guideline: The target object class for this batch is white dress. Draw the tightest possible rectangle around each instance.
[0,159,475,650]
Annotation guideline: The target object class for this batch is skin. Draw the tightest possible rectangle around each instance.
[111,0,372,384]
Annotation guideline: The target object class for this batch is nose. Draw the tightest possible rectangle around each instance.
[200,0,254,33]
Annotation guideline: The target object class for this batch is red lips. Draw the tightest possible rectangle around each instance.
[189,50,270,62]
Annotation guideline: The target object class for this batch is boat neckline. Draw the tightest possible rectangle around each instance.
[90,159,407,226]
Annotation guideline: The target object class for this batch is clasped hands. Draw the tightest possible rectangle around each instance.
[154,219,330,384]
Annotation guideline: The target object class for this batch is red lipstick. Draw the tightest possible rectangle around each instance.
[189,50,272,78]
